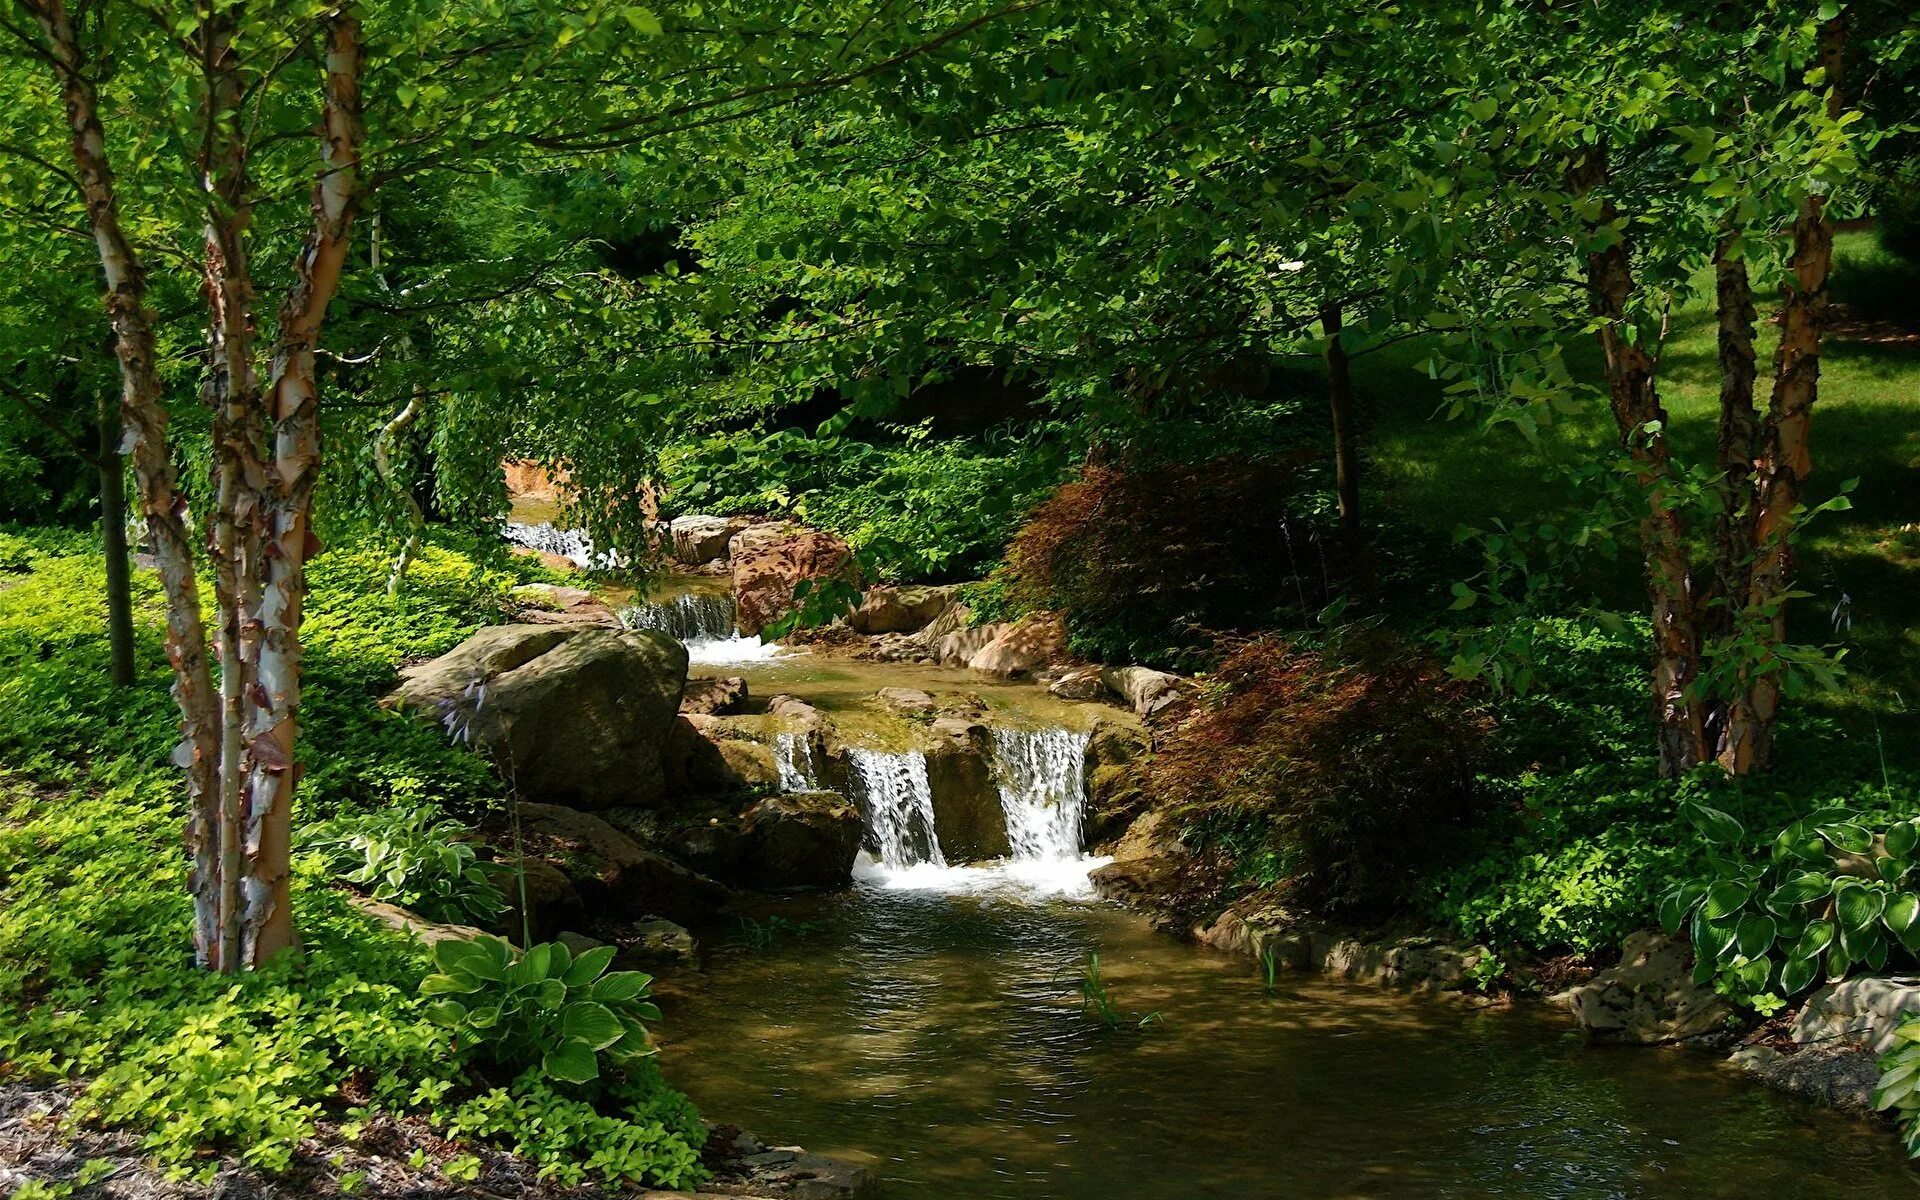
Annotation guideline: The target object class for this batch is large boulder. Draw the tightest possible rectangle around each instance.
[1081,717,1151,847]
[933,623,1005,668]
[1551,931,1734,1044]
[389,624,687,810]
[669,514,738,564]
[848,585,954,635]
[967,612,1070,678]
[923,719,1009,862]
[1792,977,1920,1055]
[1100,665,1195,721]
[1088,809,1190,911]
[730,523,860,637]
[487,859,584,944]
[740,792,864,889]
[515,802,730,923]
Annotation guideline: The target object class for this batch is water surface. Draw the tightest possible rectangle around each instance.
[660,888,1918,1200]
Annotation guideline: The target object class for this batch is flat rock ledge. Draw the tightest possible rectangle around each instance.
[1193,907,1492,996]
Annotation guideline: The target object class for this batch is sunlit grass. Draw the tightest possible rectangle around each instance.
[1359,230,1920,730]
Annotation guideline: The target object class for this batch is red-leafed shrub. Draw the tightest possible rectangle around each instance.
[1002,456,1332,671]
[1147,636,1493,917]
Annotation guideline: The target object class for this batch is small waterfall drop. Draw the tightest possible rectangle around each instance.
[991,727,1091,864]
[847,748,945,871]
[624,592,736,642]
[504,520,593,567]
[772,732,819,792]
[621,591,791,665]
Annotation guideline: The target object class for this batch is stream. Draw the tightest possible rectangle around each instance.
[510,518,1920,1197]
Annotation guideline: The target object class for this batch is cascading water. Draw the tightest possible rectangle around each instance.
[990,727,1091,863]
[772,732,818,793]
[846,748,945,871]
[621,590,791,665]
[623,592,736,642]
[504,520,595,568]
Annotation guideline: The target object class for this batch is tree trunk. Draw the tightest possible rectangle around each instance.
[241,9,366,966]
[29,0,224,959]
[197,2,270,974]
[96,390,136,688]
[1320,302,1363,558]
[1568,147,1708,777]
[1721,13,1845,775]
[376,390,428,599]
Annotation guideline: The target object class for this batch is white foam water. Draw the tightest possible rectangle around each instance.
[620,589,794,664]
[772,732,818,792]
[846,748,945,871]
[503,520,627,570]
[851,726,1107,901]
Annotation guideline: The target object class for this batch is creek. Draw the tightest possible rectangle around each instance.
[507,518,1920,1196]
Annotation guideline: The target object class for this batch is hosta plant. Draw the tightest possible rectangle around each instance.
[1661,803,1920,1008]
[1875,1016,1920,1157]
[303,804,504,925]
[422,937,660,1085]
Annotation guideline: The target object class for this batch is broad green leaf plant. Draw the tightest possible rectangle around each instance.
[1662,801,1920,1010]
[422,937,661,1085]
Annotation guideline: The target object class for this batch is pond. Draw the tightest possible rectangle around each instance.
[657,881,1920,1200]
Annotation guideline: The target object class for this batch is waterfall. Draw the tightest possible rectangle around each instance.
[504,520,593,567]
[503,521,625,571]
[846,748,945,871]
[990,727,1091,863]
[623,592,736,643]
[772,732,819,792]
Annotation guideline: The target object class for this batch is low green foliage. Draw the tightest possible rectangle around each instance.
[0,533,707,1188]
[1662,801,1920,1010]
[422,936,661,1085]
[302,803,505,925]
[1874,1015,1920,1157]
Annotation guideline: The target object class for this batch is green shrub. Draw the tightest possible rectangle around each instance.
[1661,799,1920,1009]
[421,936,661,1085]
[0,531,707,1188]
[302,803,505,925]
[1882,156,1920,264]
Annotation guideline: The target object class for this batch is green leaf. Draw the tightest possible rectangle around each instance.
[1686,804,1745,848]
[420,971,481,996]
[560,1000,624,1050]
[542,1039,600,1084]
[1736,913,1777,960]
[1780,954,1817,995]
[1702,880,1751,921]
[1658,884,1704,934]
[433,938,506,981]
[1884,822,1918,859]
[1817,823,1874,854]
[424,999,468,1027]
[1767,872,1832,911]
[589,970,652,1003]
[562,944,617,987]
[1795,918,1836,960]
[1886,894,1920,935]
[1836,881,1886,933]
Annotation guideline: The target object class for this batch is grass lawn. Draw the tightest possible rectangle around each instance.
[1357,230,1920,745]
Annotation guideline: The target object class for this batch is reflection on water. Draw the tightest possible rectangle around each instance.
[660,890,1919,1200]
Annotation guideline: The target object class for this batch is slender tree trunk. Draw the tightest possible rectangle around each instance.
[29,0,224,958]
[377,390,428,599]
[1711,227,1763,770]
[1569,147,1709,777]
[1320,302,1363,558]
[1721,13,1846,775]
[195,2,275,973]
[96,389,136,688]
[241,10,366,965]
